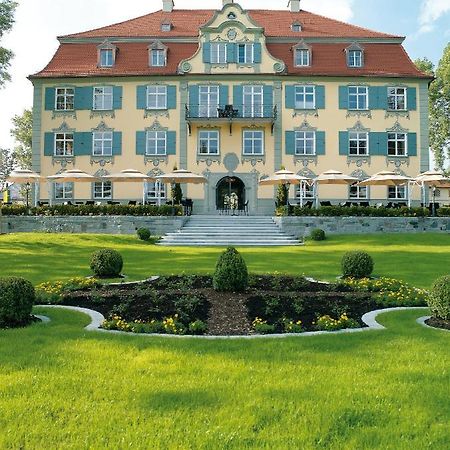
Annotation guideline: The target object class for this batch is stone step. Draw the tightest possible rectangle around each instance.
[158,241,301,247]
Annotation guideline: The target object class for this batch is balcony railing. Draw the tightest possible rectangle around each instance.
[185,104,277,121]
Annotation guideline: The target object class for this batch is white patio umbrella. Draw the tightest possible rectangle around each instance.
[313,170,358,208]
[358,171,413,207]
[414,170,449,213]
[7,169,42,207]
[102,169,155,205]
[259,170,312,207]
[156,169,207,208]
[47,169,99,206]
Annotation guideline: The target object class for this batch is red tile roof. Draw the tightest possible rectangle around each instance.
[61,9,400,40]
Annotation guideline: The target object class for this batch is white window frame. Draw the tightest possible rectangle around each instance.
[146,131,167,156]
[100,49,114,67]
[349,183,368,200]
[237,43,254,64]
[93,86,113,111]
[294,49,310,67]
[388,185,407,200]
[348,132,369,156]
[151,49,166,67]
[147,180,166,205]
[54,182,73,200]
[387,133,407,156]
[243,130,264,156]
[348,50,363,68]
[55,88,74,111]
[295,183,315,200]
[54,133,74,157]
[295,131,316,155]
[93,131,113,156]
[243,85,263,118]
[348,86,368,110]
[295,85,315,109]
[388,87,407,111]
[199,85,219,118]
[93,181,112,200]
[146,85,167,110]
[210,43,227,64]
[198,130,220,155]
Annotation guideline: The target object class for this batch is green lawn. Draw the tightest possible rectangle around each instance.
[1,232,449,287]
[0,307,448,449]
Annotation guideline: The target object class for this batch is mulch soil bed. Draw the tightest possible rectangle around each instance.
[425,317,450,331]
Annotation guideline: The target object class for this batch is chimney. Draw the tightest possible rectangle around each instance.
[223,0,234,6]
[289,0,300,13]
[162,0,174,12]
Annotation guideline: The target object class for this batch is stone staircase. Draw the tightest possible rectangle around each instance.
[157,215,300,247]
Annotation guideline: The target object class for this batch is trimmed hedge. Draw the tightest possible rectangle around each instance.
[341,251,374,278]
[213,247,249,292]
[310,228,326,241]
[136,228,151,241]
[293,206,432,217]
[428,275,450,320]
[0,204,182,216]
[0,277,35,328]
[90,249,123,278]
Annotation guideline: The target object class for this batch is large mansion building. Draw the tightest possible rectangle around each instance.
[30,0,431,214]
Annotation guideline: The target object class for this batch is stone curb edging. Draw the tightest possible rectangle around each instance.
[34,305,431,340]
[416,315,450,332]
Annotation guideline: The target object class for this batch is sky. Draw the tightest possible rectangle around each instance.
[0,0,449,151]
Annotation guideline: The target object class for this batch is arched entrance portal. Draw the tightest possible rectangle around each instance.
[216,176,245,211]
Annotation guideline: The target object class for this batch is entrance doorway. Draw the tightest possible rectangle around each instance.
[216,176,245,211]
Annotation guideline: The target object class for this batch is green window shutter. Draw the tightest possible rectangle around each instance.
[113,86,123,110]
[407,88,417,110]
[167,85,177,109]
[166,131,176,155]
[219,85,229,107]
[188,85,199,117]
[263,85,273,113]
[74,132,92,156]
[253,43,262,63]
[227,43,236,63]
[339,131,349,155]
[316,85,325,109]
[407,132,417,156]
[285,131,295,155]
[44,132,54,156]
[112,132,122,156]
[316,131,326,155]
[378,87,388,110]
[370,132,387,155]
[285,85,295,109]
[338,86,348,109]
[137,86,147,110]
[233,85,243,110]
[74,87,93,110]
[45,88,56,111]
[136,131,146,155]
[203,43,211,63]
[368,86,379,110]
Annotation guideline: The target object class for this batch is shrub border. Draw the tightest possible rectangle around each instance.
[35,305,430,339]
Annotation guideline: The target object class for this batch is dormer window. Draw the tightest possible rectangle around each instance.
[291,21,302,32]
[346,44,364,68]
[148,41,168,67]
[161,21,172,32]
[293,40,311,67]
[97,40,117,68]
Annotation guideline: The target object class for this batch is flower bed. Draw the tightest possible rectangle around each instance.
[33,274,429,336]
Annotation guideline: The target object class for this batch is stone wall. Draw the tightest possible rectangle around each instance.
[274,216,450,237]
[1,215,188,235]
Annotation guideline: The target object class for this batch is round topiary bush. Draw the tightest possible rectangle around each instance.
[213,247,249,292]
[341,251,374,278]
[90,249,123,278]
[137,227,151,241]
[427,275,450,320]
[0,277,35,328]
[310,228,326,241]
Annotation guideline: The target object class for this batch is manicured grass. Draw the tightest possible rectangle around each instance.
[0,308,448,449]
[1,232,449,287]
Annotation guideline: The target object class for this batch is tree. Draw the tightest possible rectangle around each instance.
[415,45,450,172]
[11,109,32,169]
[0,0,17,87]
[0,148,15,193]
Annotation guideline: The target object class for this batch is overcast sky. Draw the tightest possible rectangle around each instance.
[0,0,449,150]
